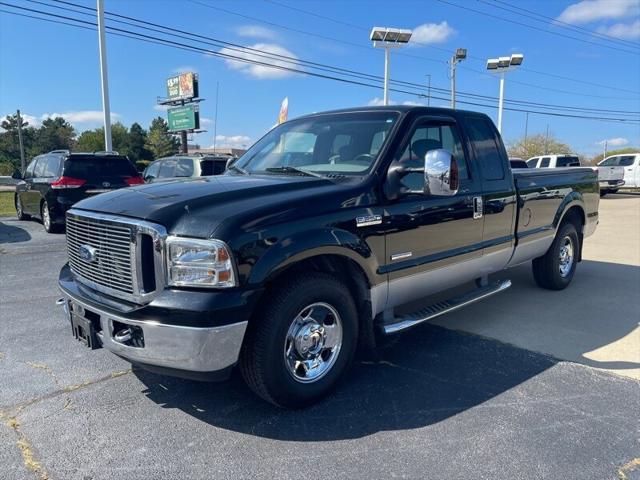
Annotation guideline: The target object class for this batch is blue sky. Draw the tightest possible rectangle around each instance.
[1,0,639,156]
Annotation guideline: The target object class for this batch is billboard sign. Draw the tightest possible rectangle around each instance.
[166,72,198,101]
[167,104,199,131]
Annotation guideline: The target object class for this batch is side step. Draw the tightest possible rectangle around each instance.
[383,279,512,335]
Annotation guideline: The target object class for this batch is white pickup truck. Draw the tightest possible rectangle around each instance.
[597,155,627,196]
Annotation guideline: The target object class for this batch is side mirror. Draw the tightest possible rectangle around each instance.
[11,169,22,180]
[424,149,459,196]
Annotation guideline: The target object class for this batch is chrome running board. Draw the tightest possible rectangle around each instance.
[383,279,512,334]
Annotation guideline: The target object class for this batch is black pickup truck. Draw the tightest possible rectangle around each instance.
[58,106,598,407]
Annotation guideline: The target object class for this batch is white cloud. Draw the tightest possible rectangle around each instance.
[153,104,169,112]
[597,19,640,39]
[219,43,299,79]
[598,137,630,147]
[172,66,197,74]
[236,25,276,40]
[367,97,387,106]
[366,98,426,107]
[402,100,426,106]
[40,111,120,124]
[213,134,252,148]
[557,0,639,24]
[200,117,213,125]
[410,21,455,46]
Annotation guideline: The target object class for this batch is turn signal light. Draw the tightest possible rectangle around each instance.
[51,176,86,189]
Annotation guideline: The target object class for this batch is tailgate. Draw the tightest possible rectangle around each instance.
[597,166,624,181]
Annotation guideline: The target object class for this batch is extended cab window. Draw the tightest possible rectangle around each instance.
[526,158,538,168]
[539,157,551,168]
[398,122,468,191]
[618,156,635,166]
[465,117,504,180]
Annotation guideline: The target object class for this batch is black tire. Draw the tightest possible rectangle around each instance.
[532,222,579,290]
[600,190,608,197]
[41,200,62,233]
[15,195,30,220]
[610,189,619,194]
[240,272,358,408]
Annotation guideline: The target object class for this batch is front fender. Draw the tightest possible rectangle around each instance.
[247,227,381,287]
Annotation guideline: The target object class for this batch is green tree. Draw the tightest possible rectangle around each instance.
[75,122,133,157]
[0,114,37,168]
[589,147,639,165]
[128,122,151,161]
[33,117,75,154]
[145,117,179,159]
[75,128,104,152]
[506,133,572,160]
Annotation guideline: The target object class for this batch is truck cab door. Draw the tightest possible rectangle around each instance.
[462,115,516,269]
[382,117,484,309]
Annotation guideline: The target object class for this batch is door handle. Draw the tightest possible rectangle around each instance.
[473,196,483,219]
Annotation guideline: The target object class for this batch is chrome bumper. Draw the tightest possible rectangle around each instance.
[59,290,247,374]
[599,180,625,188]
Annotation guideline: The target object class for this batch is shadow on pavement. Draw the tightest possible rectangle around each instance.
[134,324,557,441]
[0,221,31,244]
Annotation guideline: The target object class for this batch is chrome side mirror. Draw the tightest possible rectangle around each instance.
[424,149,459,196]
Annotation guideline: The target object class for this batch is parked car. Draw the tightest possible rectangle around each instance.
[142,154,230,182]
[509,158,528,169]
[57,106,599,407]
[597,153,639,194]
[526,154,581,168]
[13,151,143,232]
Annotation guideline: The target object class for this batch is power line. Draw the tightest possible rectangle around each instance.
[1,2,638,126]
[434,0,639,56]
[260,0,640,97]
[44,0,639,116]
[483,0,640,49]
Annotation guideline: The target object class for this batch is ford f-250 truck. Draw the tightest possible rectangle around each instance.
[58,106,599,407]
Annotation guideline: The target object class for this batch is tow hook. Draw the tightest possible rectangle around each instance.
[56,297,69,314]
[113,328,133,344]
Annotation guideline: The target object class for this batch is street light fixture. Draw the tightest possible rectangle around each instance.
[486,53,524,133]
[450,48,467,109]
[370,27,412,105]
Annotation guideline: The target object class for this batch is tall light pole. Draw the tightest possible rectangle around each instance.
[426,74,431,106]
[450,48,467,109]
[370,27,412,105]
[97,0,112,151]
[486,53,523,134]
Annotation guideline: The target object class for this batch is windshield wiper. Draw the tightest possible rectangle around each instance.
[265,166,323,178]
[228,164,247,175]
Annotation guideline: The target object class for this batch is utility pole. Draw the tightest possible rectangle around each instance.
[497,72,505,133]
[524,112,529,152]
[97,0,112,151]
[603,140,608,160]
[16,109,25,172]
[544,124,550,154]
[213,81,219,153]
[383,47,390,105]
[426,74,431,107]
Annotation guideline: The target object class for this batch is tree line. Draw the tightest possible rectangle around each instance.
[0,114,181,175]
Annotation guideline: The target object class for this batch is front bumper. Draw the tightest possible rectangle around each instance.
[58,266,251,380]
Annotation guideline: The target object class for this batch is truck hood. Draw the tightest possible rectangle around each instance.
[72,174,343,237]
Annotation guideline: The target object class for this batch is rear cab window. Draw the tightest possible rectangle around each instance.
[464,116,505,180]
[556,156,580,167]
[200,159,227,176]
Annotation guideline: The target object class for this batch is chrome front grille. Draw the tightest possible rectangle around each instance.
[65,210,167,303]
[66,216,135,295]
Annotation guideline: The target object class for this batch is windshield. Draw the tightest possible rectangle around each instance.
[234,112,399,176]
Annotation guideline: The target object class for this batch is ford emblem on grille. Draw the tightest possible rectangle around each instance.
[102,181,111,188]
[78,245,98,263]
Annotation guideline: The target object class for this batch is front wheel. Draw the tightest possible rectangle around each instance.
[240,273,358,408]
[532,222,579,290]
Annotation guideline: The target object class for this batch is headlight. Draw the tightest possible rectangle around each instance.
[166,236,237,288]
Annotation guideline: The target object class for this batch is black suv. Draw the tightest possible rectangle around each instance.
[13,151,143,232]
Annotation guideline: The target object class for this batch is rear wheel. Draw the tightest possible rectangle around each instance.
[15,195,29,220]
[41,200,61,233]
[240,272,358,408]
[600,190,609,197]
[532,222,579,290]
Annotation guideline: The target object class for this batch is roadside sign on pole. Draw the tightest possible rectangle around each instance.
[167,105,200,132]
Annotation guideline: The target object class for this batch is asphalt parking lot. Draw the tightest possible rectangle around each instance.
[1,194,639,480]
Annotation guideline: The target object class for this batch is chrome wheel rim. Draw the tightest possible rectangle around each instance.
[42,203,50,230]
[559,236,574,278]
[284,302,343,384]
